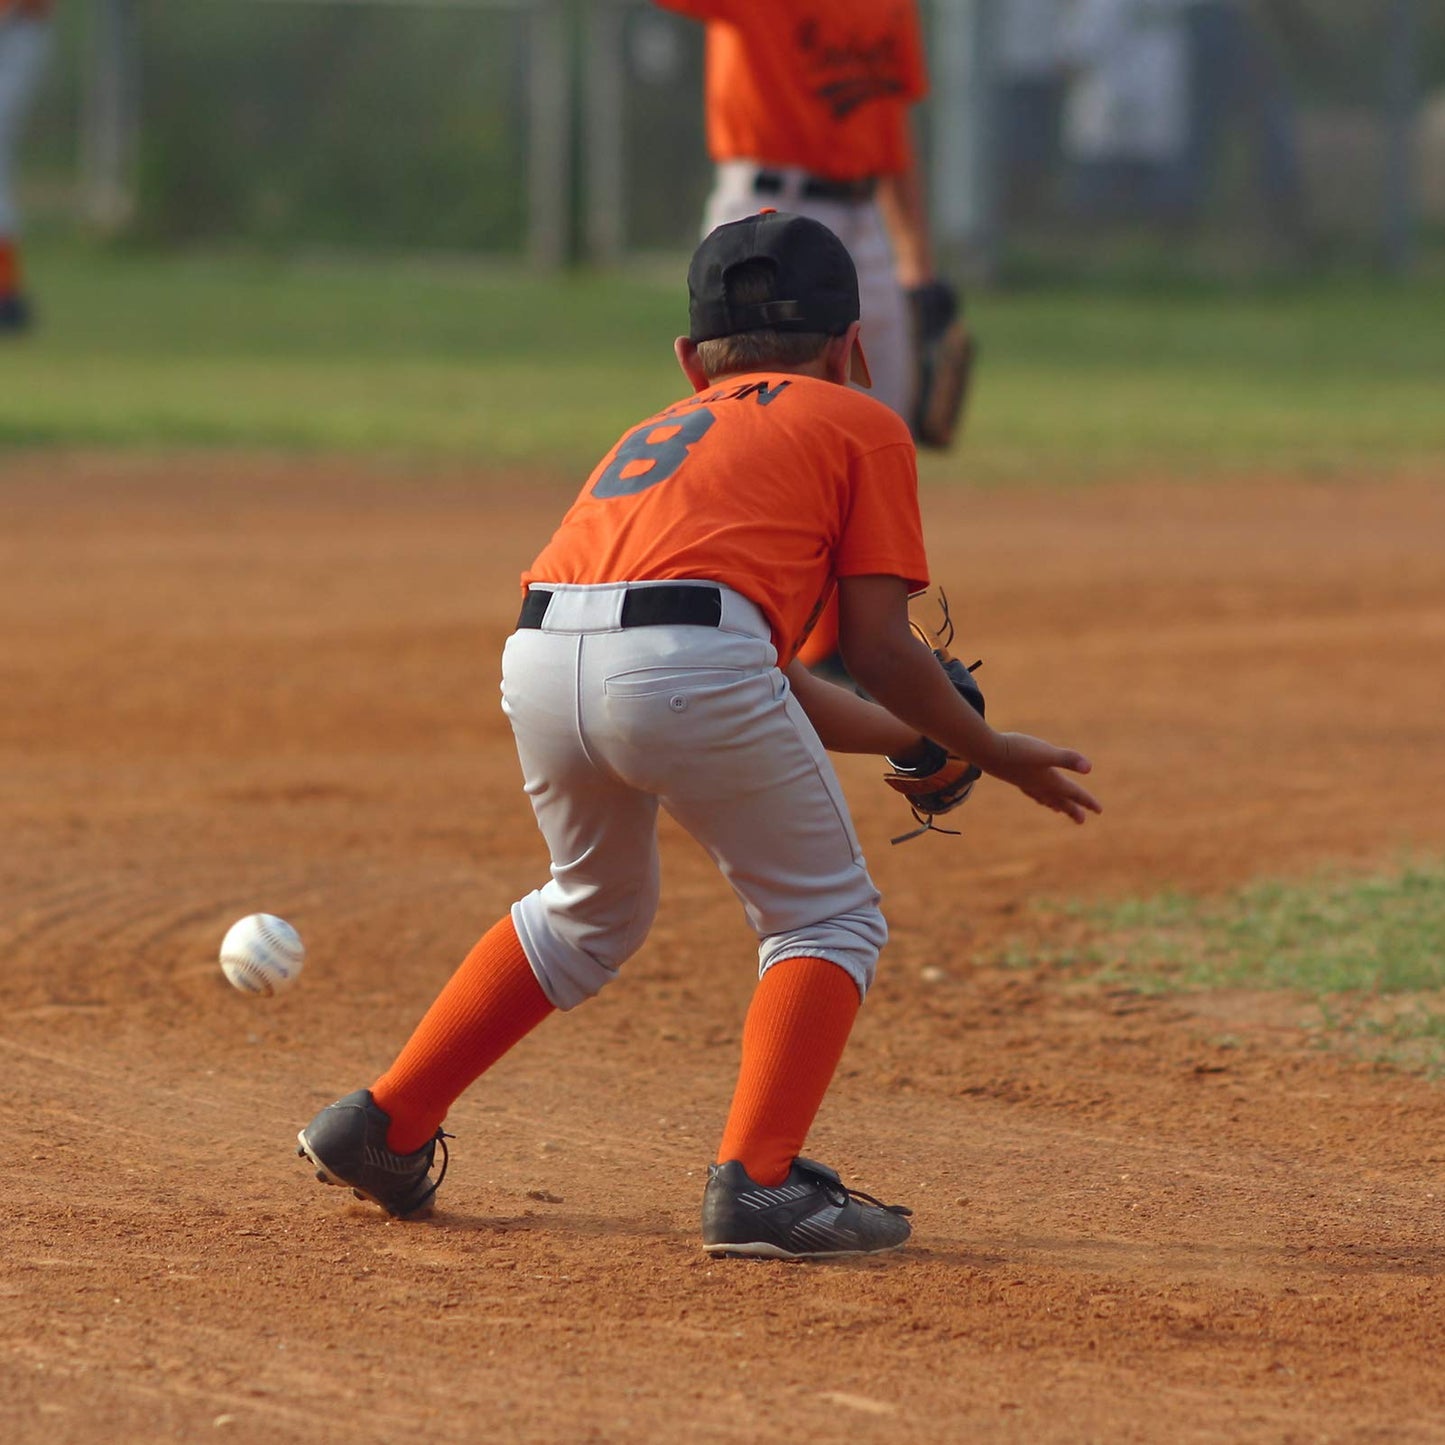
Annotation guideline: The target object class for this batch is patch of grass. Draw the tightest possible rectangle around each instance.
[0,247,687,466]
[4,241,1445,477]
[958,278,1445,484]
[1089,863,1445,996]
[1015,859,1445,1071]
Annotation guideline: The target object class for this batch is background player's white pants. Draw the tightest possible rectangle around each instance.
[704,161,916,424]
[0,15,51,238]
[502,582,887,1010]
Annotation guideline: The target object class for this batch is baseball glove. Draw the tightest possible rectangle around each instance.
[884,588,985,843]
[908,280,977,452]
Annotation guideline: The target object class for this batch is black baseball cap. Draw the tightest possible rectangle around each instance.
[686,210,872,387]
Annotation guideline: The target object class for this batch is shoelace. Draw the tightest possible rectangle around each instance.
[836,1183,913,1218]
[409,1128,453,1212]
[795,1161,913,1218]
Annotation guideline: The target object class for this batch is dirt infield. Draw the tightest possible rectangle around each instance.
[4,455,1445,1444]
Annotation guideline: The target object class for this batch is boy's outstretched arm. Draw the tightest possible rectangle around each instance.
[837,575,1102,825]
[784,657,928,758]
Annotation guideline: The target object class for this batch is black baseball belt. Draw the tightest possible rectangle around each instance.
[517,585,723,631]
[752,170,877,204]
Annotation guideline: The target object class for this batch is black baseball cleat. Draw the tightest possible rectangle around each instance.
[701,1156,912,1260]
[296,1089,449,1218]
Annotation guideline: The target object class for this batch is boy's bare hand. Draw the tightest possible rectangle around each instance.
[986,733,1101,824]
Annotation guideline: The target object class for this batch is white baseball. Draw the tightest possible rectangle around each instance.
[219,913,305,997]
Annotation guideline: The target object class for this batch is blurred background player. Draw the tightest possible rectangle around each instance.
[0,0,52,331]
[654,0,965,678]
[1059,0,1196,225]
[1058,0,1304,239]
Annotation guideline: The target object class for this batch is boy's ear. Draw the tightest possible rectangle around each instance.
[675,337,712,394]
[827,320,868,388]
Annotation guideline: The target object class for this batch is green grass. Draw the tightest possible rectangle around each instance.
[1079,862,1445,996]
[0,247,689,465]
[1011,860,1445,1071]
[5,242,1445,478]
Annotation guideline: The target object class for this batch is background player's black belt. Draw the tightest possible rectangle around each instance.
[753,170,877,204]
[518,585,723,630]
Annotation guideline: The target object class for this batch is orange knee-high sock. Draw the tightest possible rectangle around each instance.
[716,956,862,1187]
[371,915,555,1154]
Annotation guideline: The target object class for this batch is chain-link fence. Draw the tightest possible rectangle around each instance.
[19,0,1445,274]
[981,0,1445,275]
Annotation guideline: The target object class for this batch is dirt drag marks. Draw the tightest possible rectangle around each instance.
[4,458,1445,1442]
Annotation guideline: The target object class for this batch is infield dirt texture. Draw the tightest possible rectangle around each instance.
[4,454,1445,1442]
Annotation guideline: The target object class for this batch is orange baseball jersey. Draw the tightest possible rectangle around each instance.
[657,0,927,181]
[793,593,842,669]
[523,373,927,662]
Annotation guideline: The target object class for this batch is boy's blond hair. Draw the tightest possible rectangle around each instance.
[695,259,830,379]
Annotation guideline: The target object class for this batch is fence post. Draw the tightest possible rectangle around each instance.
[527,0,572,269]
[582,0,625,265]
[81,0,139,233]
[928,0,998,282]
[1382,0,1419,275]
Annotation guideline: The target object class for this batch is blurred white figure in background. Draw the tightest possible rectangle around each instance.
[0,0,53,332]
[1060,0,1195,223]
[997,0,1068,222]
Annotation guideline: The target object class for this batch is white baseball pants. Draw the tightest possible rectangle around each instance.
[502,582,887,1010]
[703,161,916,424]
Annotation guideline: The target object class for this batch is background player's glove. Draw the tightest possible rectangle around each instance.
[908,280,976,452]
[884,588,986,843]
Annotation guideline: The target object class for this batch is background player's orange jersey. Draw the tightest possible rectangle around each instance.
[656,0,927,181]
[524,372,928,662]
